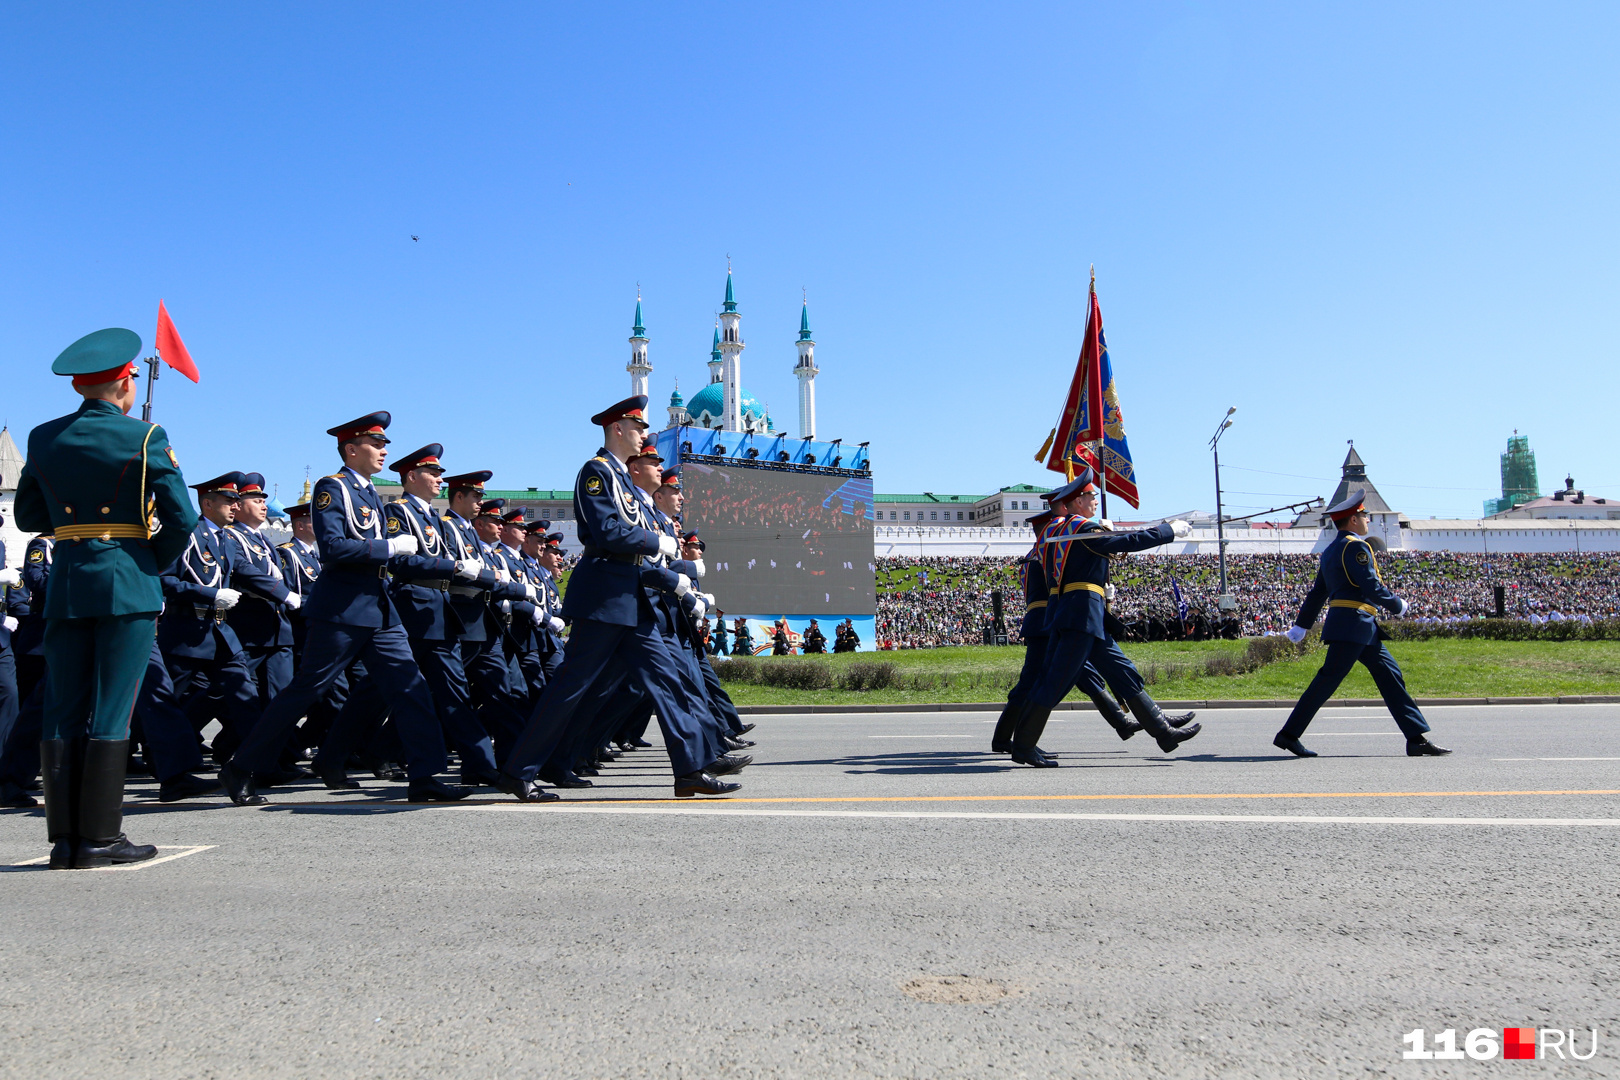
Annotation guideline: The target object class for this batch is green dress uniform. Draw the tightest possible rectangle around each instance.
[11,328,196,869]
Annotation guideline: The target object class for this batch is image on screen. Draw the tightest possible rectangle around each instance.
[681,463,876,615]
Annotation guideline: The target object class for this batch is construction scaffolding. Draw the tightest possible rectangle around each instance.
[1484,434,1540,516]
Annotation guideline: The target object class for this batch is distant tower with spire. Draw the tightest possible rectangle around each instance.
[718,268,745,432]
[627,293,651,399]
[667,379,688,427]
[707,322,723,385]
[794,297,818,439]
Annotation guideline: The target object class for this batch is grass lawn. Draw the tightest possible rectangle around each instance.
[715,640,1620,706]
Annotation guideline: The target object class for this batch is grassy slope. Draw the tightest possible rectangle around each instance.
[716,641,1620,705]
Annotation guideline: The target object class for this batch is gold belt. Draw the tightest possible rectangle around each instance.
[54,523,148,541]
[1049,581,1106,597]
[1329,599,1380,616]
[1026,600,1047,611]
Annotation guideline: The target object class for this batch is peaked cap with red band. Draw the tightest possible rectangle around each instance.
[52,327,143,386]
[192,471,246,498]
[326,411,392,443]
[238,472,269,498]
[442,470,492,493]
[286,502,312,520]
[660,469,680,489]
[475,499,507,519]
[590,394,650,428]
[390,443,445,474]
[1327,488,1367,523]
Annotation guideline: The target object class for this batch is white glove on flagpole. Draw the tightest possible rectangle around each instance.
[0,568,20,587]
[283,592,302,611]
[454,559,483,581]
[213,588,241,612]
[1285,625,1307,644]
[1169,519,1191,538]
[657,534,679,558]
[388,535,420,557]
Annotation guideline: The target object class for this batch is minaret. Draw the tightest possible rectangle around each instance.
[718,269,744,432]
[707,322,723,384]
[794,298,818,439]
[627,294,651,399]
[667,379,688,428]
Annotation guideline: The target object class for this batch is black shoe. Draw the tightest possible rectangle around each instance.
[722,735,755,751]
[1166,710,1197,729]
[126,753,152,777]
[538,768,593,789]
[74,833,158,868]
[219,762,267,806]
[371,762,407,782]
[1407,738,1452,757]
[254,765,313,788]
[991,703,1020,753]
[459,769,502,787]
[736,723,757,735]
[1009,746,1059,768]
[596,748,622,761]
[406,777,473,802]
[674,770,741,797]
[709,753,752,776]
[575,763,601,777]
[628,737,652,748]
[1124,692,1201,753]
[0,781,38,808]
[158,772,223,802]
[320,769,361,790]
[1273,735,1318,758]
[48,840,74,870]
[494,772,560,802]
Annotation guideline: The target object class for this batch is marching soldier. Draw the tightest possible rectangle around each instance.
[0,534,52,806]
[523,523,568,684]
[277,501,355,753]
[1006,470,1195,767]
[802,619,827,654]
[1273,490,1449,758]
[12,328,195,868]
[223,472,299,710]
[219,412,469,804]
[0,548,26,806]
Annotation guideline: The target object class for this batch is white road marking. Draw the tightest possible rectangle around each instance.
[1494,757,1620,761]
[478,805,1620,827]
[1309,733,1401,736]
[7,845,215,872]
[867,734,973,738]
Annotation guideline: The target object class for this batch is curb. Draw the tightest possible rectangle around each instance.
[734,695,1620,715]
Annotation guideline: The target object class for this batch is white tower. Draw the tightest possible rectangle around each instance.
[794,299,818,439]
[626,295,651,399]
[718,269,744,432]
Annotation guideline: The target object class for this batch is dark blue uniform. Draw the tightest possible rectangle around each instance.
[439,509,531,756]
[0,538,52,798]
[1276,530,1431,746]
[223,521,296,706]
[225,467,452,796]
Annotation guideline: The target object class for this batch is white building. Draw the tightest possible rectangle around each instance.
[1486,474,1619,520]
[0,427,26,562]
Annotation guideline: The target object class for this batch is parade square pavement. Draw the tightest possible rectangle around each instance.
[3,703,1617,1078]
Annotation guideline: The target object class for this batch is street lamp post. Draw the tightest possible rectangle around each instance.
[1209,407,1237,607]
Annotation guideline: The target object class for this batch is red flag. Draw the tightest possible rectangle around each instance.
[154,300,200,382]
[1040,284,1104,475]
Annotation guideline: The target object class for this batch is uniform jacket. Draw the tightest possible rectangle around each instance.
[1041,517,1175,637]
[14,537,52,656]
[561,450,666,627]
[224,522,294,648]
[277,538,321,602]
[12,398,196,618]
[382,496,461,641]
[1293,531,1404,645]
[489,543,538,652]
[305,470,427,628]
[1016,536,1051,638]
[438,510,525,644]
[160,520,246,659]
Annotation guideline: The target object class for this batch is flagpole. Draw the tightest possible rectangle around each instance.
[141,354,160,422]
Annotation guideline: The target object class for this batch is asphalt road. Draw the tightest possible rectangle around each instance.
[3,703,1618,1078]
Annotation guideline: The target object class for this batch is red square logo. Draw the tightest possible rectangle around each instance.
[1504,1027,1536,1060]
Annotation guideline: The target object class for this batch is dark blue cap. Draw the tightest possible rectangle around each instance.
[443,470,492,492]
[238,473,269,497]
[590,395,650,427]
[1043,469,1098,504]
[326,411,391,442]
[192,471,246,498]
[390,443,445,474]
[476,498,507,518]
[1327,489,1367,520]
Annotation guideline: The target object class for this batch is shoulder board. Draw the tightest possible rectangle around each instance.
[325,472,345,480]
[591,456,609,464]
[277,541,295,549]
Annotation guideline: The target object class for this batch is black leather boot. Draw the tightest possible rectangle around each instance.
[1009,705,1059,767]
[40,739,75,869]
[74,739,157,868]
[1089,692,1142,741]
[1125,692,1201,753]
[990,703,1021,753]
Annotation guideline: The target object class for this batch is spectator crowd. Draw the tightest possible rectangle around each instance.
[874,552,1620,647]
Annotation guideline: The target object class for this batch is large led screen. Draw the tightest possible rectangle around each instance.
[680,463,876,616]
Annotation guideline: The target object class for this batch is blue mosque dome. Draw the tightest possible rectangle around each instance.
[685,380,765,426]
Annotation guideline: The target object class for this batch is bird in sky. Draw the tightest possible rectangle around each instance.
[411,235,419,242]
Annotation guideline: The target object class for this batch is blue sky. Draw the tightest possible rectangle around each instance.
[3,3,1615,520]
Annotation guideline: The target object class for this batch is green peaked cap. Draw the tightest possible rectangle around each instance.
[52,327,142,376]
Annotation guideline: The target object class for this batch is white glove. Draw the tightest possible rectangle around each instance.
[1285,625,1307,644]
[675,574,692,597]
[454,559,483,581]
[1104,583,1116,601]
[0,568,19,587]
[494,567,511,584]
[703,592,715,606]
[213,588,241,612]
[1396,598,1410,618]
[549,616,565,633]
[283,592,302,611]
[524,583,539,602]
[3,616,17,633]
[532,608,544,626]
[692,558,706,579]
[1170,519,1191,538]
[658,534,679,558]
[388,535,419,557]
[692,597,707,619]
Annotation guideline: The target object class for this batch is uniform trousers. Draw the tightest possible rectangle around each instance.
[232,619,448,780]
[167,640,263,747]
[1028,629,1101,710]
[461,636,530,761]
[408,638,499,776]
[132,642,207,781]
[502,616,713,783]
[1279,639,1430,741]
[42,614,155,741]
[0,644,17,767]
[241,643,294,709]
[0,656,45,785]
[1008,631,1145,709]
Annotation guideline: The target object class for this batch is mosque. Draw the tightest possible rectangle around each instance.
[624,270,822,439]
